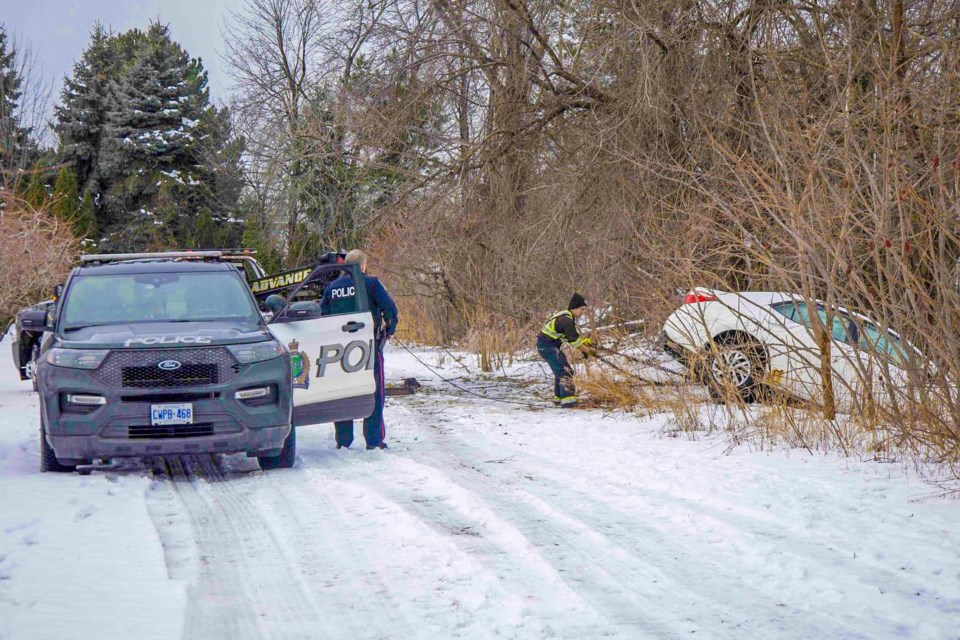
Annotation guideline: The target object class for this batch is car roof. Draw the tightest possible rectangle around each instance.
[714,291,791,306]
[74,259,237,275]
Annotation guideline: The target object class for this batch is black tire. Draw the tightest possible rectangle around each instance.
[705,334,765,404]
[40,415,76,473]
[258,426,296,470]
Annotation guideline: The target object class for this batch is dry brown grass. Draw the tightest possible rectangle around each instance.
[393,295,446,345]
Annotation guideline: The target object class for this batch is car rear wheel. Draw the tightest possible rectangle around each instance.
[706,334,765,403]
[40,415,76,473]
[258,426,296,470]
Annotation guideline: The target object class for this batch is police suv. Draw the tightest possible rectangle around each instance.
[29,252,378,473]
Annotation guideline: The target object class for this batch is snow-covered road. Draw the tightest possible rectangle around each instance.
[1,345,958,639]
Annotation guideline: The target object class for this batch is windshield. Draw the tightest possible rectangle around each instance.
[61,271,261,329]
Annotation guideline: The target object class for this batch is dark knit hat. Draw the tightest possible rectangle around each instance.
[568,293,587,310]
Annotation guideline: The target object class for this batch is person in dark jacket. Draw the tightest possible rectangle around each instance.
[537,293,595,408]
[321,249,398,449]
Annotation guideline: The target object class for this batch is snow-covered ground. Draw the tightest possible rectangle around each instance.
[1,343,958,639]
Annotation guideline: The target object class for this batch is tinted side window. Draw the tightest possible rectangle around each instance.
[770,301,798,323]
[855,320,908,367]
[771,302,855,345]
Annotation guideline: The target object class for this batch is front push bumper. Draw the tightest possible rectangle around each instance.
[38,354,293,462]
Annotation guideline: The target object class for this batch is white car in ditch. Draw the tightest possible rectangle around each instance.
[661,289,922,408]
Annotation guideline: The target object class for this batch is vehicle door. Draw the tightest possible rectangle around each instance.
[820,310,864,411]
[267,263,376,427]
[767,301,824,401]
[741,297,792,389]
[768,301,861,408]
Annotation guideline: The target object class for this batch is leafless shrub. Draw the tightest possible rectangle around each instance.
[0,192,78,326]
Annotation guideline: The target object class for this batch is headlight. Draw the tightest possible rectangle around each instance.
[46,348,110,369]
[227,340,286,364]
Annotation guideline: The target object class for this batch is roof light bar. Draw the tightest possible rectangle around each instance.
[80,251,223,263]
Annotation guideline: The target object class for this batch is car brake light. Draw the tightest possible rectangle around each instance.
[684,292,717,304]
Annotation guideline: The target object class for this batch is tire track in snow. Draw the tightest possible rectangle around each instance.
[477,424,958,624]
[399,388,958,636]
[330,459,617,637]
[348,456,671,638]
[251,460,426,640]
[157,455,331,640]
[386,398,865,638]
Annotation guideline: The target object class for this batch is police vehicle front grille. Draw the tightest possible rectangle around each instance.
[128,424,216,439]
[122,364,218,388]
[93,348,239,388]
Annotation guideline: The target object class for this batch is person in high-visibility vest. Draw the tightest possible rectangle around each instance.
[537,293,596,408]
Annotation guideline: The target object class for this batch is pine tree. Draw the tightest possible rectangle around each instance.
[54,23,114,194]
[98,22,212,250]
[52,167,80,226]
[56,22,242,252]
[23,162,48,207]
[0,25,31,176]
[102,24,201,172]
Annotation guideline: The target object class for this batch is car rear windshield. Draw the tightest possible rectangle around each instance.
[61,271,260,329]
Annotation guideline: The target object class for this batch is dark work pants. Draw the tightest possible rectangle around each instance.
[537,339,576,403]
[335,337,386,448]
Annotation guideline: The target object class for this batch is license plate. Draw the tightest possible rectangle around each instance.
[150,403,194,426]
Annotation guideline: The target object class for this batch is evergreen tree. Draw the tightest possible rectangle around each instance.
[23,162,48,207]
[97,22,216,250]
[102,24,201,174]
[192,105,245,242]
[0,25,31,176]
[55,22,243,252]
[54,23,115,194]
[51,167,80,227]
[77,191,96,240]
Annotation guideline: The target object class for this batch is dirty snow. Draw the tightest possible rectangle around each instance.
[0,342,958,639]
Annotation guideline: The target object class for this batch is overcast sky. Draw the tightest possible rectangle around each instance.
[4,0,245,110]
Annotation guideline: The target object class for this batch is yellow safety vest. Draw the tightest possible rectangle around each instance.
[540,310,588,348]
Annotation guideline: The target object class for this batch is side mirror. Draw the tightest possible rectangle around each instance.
[52,284,64,301]
[20,309,52,332]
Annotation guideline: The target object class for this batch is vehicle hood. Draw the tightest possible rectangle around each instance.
[56,321,272,349]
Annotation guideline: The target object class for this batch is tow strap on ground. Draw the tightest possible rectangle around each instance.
[385,377,423,396]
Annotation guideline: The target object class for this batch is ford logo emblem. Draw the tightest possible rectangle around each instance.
[158,360,182,371]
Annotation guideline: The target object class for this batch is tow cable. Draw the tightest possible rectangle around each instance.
[397,342,547,408]
[395,341,684,408]
[594,346,686,380]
